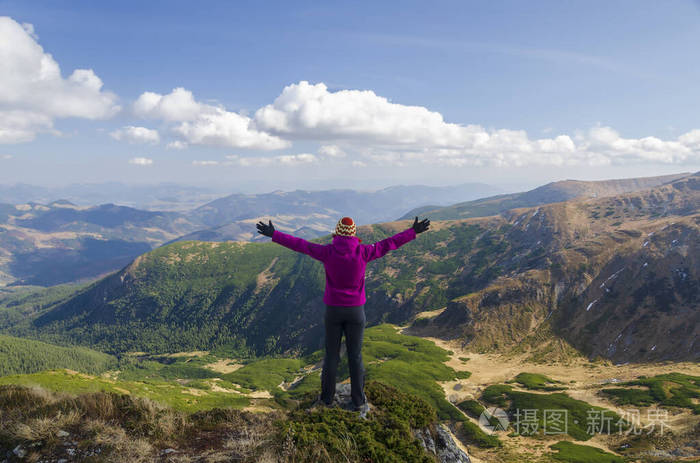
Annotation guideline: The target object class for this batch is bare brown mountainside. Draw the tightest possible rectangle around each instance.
[400,172,691,221]
[412,172,699,363]
[8,174,698,363]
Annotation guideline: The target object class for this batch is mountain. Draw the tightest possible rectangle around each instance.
[182,183,503,241]
[409,172,700,363]
[0,182,223,211]
[0,183,500,286]
[5,173,697,363]
[0,202,202,286]
[400,172,691,221]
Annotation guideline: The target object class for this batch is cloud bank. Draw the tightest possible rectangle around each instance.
[133,87,289,150]
[0,17,119,143]
[1,15,697,171]
[225,153,317,167]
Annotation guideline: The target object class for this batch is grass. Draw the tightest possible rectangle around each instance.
[0,334,116,376]
[0,380,453,463]
[456,399,485,418]
[456,419,501,448]
[481,384,627,440]
[220,325,473,423]
[513,372,566,391]
[281,381,437,463]
[0,384,278,463]
[359,325,470,421]
[0,370,250,413]
[601,372,700,414]
[224,358,308,393]
[550,441,623,463]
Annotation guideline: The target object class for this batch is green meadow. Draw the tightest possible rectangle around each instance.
[481,384,628,441]
[601,372,700,414]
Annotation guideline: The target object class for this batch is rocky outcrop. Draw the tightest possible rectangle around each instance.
[413,424,471,463]
[333,383,471,463]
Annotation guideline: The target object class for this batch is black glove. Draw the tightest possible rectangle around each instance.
[412,216,430,234]
[256,220,275,237]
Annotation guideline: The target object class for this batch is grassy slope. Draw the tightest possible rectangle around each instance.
[550,441,624,463]
[601,372,700,414]
[481,384,627,441]
[3,175,697,365]
[0,381,441,463]
[0,334,116,376]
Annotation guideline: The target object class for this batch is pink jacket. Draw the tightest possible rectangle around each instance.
[271,228,417,306]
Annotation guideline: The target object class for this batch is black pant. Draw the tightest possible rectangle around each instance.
[321,304,366,407]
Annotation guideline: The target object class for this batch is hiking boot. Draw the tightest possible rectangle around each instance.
[353,402,371,420]
[309,395,335,411]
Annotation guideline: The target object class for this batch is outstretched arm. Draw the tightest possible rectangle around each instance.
[257,220,328,261]
[363,217,430,262]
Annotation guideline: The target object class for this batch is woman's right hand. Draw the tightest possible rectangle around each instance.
[412,217,430,234]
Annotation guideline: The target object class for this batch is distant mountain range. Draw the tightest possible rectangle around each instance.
[0,182,223,211]
[180,182,503,242]
[0,201,202,286]
[400,172,690,220]
[0,183,501,286]
[6,172,697,363]
[0,174,694,288]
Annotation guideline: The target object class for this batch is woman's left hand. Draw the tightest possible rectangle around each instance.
[256,220,275,237]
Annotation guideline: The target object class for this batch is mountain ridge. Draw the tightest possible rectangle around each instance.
[4,173,697,363]
[400,172,692,221]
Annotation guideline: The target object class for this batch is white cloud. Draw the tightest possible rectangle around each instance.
[110,126,159,144]
[129,157,153,166]
[277,153,317,165]
[253,81,700,168]
[226,153,317,167]
[20,22,37,40]
[318,144,346,158]
[166,140,187,150]
[192,160,219,166]
[0,17,119,143]
[134,87,289,150]
[1,154,12,159]
[134,88,201,122]
[351,160,367,168]
[254,81,470,147]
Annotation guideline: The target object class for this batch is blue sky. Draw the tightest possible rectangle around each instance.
[1,0,699,192]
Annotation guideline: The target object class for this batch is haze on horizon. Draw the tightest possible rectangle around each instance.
[1,0,700,193]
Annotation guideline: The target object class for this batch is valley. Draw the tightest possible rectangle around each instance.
[0,172,698,462]
[1,322,697,462]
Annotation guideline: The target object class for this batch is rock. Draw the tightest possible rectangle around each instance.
[333,383,354,410]
[413,428,436,455]
[12,446,26,459]
[58,459,68,463]
[453,383,463,391]
[413,424,470,463]
[161,448,177,455]
[332,382,373,413]
[435,424,471,463]
[56,430,70,438]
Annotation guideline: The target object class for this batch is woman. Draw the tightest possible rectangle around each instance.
[256,216,430,417]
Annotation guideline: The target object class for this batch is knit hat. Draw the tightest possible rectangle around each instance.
[334,216,357,237]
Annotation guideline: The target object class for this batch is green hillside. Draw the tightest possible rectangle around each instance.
[0,334,116,376]
[2,174,698,364]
